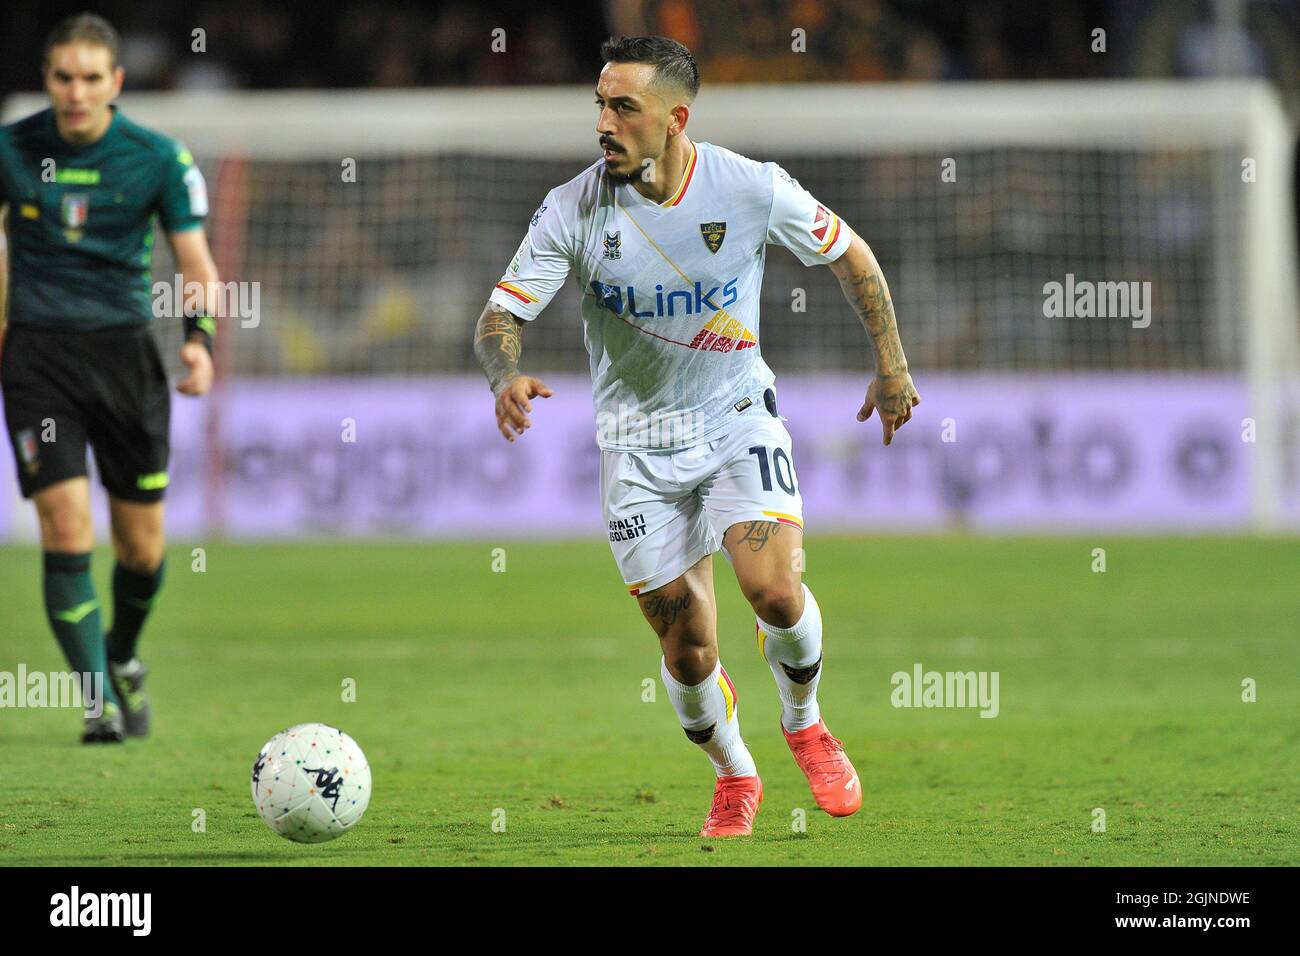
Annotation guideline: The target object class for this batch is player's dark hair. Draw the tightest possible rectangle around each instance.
[600,36,699,102]
[44,12,120,69]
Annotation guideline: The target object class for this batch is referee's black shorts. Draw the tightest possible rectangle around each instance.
[1,322,171,503]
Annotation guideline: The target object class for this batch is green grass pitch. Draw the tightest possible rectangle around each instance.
[0,536,1296,866]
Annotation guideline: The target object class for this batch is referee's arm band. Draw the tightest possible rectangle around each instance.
[183,314,216,355]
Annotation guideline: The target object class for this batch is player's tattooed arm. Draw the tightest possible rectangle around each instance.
[473,302,524,395]
[829,229,908,375]
[474,301,554,442]
[843,272,907,375]
[828,227,921,445]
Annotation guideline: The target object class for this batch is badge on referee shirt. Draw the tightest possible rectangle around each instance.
[61,194,89,228]
[61,194,88,242]
[699,221,726,254]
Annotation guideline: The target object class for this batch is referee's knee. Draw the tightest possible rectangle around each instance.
[113,535,165,573]
[35,501,93,553]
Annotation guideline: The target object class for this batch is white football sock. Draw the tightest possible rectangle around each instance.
[757,583,823,733]
[660,657,757,778]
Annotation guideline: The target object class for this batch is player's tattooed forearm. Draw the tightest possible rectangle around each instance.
[736,521,780,552]
[642,593,692,627]
[840,271,907,376]
[473,303,524,394]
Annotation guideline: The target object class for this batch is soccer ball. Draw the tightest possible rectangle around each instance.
[251,722,371,843]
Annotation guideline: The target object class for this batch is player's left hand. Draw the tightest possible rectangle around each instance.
[177,341,214,396]
[858,370,920,446]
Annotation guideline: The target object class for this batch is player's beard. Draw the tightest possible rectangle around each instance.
[604,160,639,185]
[602,147,637,185]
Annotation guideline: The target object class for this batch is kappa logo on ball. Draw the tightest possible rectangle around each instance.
[303,766,345,812]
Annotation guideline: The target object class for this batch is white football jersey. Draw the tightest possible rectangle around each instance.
[489,139,852,451]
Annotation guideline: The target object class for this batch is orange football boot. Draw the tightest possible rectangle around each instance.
[783,718,861,816]
[698,774,763,837]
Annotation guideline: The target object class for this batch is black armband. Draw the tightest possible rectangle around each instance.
[183,313,216,356]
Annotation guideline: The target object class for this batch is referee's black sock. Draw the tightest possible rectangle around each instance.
[107,558,166,664]
[42,551,121,708]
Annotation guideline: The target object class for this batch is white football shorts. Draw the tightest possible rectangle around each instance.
[600,404,804,597]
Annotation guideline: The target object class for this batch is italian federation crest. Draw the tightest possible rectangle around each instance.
[61,194,88,228]
[699,221,726,254]
[61,194,88,242]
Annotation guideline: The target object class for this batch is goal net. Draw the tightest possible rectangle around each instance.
[3,81,1296,533]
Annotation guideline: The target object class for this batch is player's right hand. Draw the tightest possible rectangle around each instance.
[494,375,554,442]
[859,370,920,446]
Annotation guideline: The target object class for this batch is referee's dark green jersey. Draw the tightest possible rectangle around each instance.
[1,104,208,501]
[0,104,207,331]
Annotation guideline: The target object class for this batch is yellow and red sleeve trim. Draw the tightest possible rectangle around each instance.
[816,213,842,256]
[762,510,804,529]
[627,580,650,596]
[661,142,698,208]
[494,281,539,305]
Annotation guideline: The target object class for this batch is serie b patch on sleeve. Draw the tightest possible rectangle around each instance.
[811,205,831,242]
[810,204,841,254]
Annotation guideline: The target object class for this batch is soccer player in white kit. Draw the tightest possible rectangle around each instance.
[474,37,920,836]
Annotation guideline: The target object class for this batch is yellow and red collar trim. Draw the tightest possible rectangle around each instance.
[660,141,698,208]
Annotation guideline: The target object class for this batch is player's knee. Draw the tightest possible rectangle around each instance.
[746,577,804,629]
[663,643,717,686]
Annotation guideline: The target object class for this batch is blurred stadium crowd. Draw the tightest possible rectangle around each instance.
[2,0,1296,380]
[1,0,1296,108]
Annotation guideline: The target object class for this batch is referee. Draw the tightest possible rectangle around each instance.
[0,14,221,742]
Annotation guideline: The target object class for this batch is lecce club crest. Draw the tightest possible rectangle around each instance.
[699,221,726,254]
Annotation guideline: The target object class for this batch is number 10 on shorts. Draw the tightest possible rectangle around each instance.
[748,446,797,494]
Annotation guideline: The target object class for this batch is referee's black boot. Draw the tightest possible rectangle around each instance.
[108,658,151,738]
[81,702,127,744]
